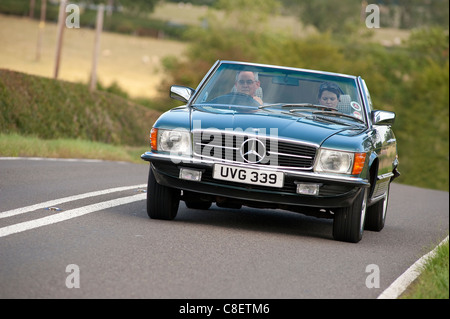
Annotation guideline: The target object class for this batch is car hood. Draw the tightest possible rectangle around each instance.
[191,105,363,146]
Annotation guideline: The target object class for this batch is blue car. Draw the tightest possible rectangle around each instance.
[141,60,400,243]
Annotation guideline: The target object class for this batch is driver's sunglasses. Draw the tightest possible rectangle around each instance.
[238,80,257,85]
[319,82,342,92]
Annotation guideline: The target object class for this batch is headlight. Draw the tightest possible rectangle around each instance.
[151,128,191,155]
[315,149,366,175]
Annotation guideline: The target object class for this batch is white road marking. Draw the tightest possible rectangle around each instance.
[0,184,147,219]
[0,193,146,238]
[377,235,449,299]
[0,157,119,163]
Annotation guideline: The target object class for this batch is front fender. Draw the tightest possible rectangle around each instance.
[153,106,191,130]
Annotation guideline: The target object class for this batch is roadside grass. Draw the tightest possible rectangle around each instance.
[0,133,147,164]
[401,238,449,299]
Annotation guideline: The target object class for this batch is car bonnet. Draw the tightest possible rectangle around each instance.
[190,105,354,146]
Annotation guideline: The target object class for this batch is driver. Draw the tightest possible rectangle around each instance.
[235,71,263,105]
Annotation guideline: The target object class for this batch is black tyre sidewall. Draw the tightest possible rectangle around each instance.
[365,184,390,231]
[146,167,180,220]
[333,188,368,243]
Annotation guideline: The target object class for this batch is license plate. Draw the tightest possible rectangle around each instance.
[213,164,284,188]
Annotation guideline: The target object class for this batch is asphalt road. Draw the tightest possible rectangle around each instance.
[0,158,448,300]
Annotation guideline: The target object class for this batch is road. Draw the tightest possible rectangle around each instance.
[0,158,448,300]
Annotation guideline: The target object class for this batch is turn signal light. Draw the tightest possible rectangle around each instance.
[352,152,366,175]
[150,128,158,151]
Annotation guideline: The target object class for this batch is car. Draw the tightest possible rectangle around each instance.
[141,60,400,243]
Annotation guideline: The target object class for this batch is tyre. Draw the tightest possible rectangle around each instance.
[146,167,180,220]
[365,185,390,231]
[333,188,368,243]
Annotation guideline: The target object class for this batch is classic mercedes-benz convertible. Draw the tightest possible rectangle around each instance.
[141,60,400,243]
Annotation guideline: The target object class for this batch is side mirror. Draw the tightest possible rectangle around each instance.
[372,110,396,126]
[170,85,195,103]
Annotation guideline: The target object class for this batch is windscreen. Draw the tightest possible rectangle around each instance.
[192,63,365,122]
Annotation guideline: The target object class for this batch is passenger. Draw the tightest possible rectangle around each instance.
[235,71,263,105]
[318,82,342,108]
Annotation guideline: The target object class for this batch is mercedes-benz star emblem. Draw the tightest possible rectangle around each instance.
[240,138,266,163]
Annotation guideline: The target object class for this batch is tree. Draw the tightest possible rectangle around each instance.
[374,0,449,29]
[295,0,362,34]
[214,0,280,33]
[86,0,159,16]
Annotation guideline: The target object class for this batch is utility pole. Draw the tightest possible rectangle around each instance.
[360,0,368,24]
[36,0,47,62]
[89,4,105,92]
[54,0,67,79]
[29,0,36,19]
[107,0,114,17]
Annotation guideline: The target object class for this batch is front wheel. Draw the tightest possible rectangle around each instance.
[146,167,180,220]
[365,185,390,231]
[333,188,368,243]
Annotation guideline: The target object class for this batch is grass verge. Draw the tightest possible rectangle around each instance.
[401,238,449,299]
[0,133,147,164]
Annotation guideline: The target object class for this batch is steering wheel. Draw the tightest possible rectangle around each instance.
[209,92,260,107]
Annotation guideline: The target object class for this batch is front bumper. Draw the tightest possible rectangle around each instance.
[141,152,369,209]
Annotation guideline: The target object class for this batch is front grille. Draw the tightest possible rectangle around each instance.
[193,131,317,170]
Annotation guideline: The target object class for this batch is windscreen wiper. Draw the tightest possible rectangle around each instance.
[259,103,338,112]
[312,110,366,124]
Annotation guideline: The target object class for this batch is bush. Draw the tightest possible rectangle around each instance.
[0,70,161,146]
